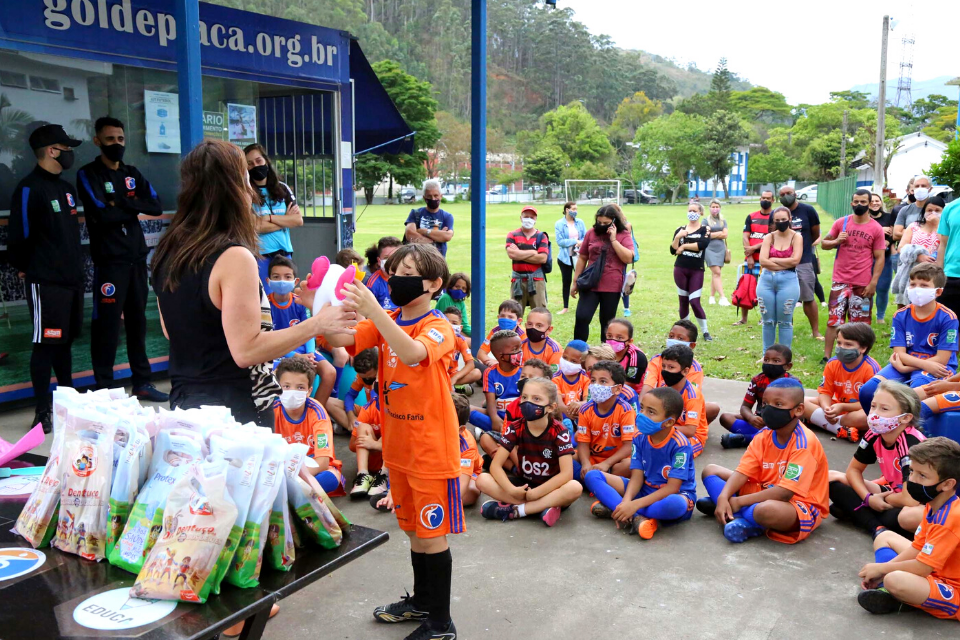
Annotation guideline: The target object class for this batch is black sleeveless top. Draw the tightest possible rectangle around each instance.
[152,246,252,391]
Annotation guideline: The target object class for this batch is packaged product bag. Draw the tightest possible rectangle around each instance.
[265,471,297,570]
[285,444,350,550]
[108,430,202,574]
[53,409,118,560]
[106,421,148,557]
[14,428,65,548]
[130,460,238,603]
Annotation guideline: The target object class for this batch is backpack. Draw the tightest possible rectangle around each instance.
[731,270,758,310]
[536,231,553,275]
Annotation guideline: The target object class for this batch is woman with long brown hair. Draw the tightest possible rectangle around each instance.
[152,139,355,423]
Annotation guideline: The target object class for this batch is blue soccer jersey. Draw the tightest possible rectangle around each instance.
[365,270,396,311]
[891,303,959,369]
[482,365,521,419]
[269,294,310,355]
[630,427,697,501]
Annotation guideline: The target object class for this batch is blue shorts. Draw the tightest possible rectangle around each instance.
[878,363,955,388]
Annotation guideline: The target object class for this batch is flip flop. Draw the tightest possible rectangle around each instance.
[731,320,746,326]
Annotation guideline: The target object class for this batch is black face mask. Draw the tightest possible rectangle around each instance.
[762,403,799,430]
[779,194,796,207]
[852,204,869,216]
[906,480,943,505]
[519,401,548,422]
[661,369,686,387]
[594,223,610,235]
[360,376,377,387]
[101,143,125,163]
[388,275,427,307]
[425,198,441,210]
[908,193,917,203]
[775,220,790,232]
[759,200,772,210]
[762,363,786,380]
[526,327,546,343]
[249,165,269,182]
[54,149,75,171]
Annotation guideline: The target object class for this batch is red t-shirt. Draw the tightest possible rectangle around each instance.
[829,216,885,287]
[500,418,575,487]
[579,227,634,293]
[506,228,549,276]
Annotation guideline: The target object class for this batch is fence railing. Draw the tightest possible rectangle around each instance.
[816,175,857,220]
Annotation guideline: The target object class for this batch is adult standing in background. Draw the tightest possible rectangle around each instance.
[734,190,774,326]
[76,117,167,401]
[757,207,803,351]
[704,199,730,306]
[404,179,454,256]
[555,201,585,315]
[893,175,932,242]
[506,205,549,310]
[571,204,634,341]
[778,184,823,340]
[868,192,895,323]
[670,202,713,341]
[937,197,960,316]
[244,144,302,292]
[7,124,84,433]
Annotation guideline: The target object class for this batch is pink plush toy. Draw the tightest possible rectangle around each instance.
[304,256,359,315]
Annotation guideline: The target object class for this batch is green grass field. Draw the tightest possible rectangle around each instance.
[353,201,893,388]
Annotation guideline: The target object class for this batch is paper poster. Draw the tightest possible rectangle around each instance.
[144,90,181,154]
[227,103,257,146]
[202,111,225,140]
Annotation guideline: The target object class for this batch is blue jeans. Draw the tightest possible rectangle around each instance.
[876,255,894,320]
[756,269,800,352]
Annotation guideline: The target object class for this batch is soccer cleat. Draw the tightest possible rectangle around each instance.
[133,383,169,403]
[720,434,748,449]
[703,332,713,342]
[480,500,517,522]
[367,470,388,497]
[623,308,632,317]
[723,517,764,543]
[454,384,473,397]
[350,473,374,500]
[857,588,902,615]
[633,517,658,540]
[590,500,612,519]
[541,506,561,527]
[836,426,860,443]
[695,497,716,516]
[34,410,53,435]
[373,592,429,624]
[403,620,458,640]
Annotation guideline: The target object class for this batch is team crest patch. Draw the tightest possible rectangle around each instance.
[783,463,803,481]
[427,328,445,344]
[316,434,328,450]
[948,330,958,344]
[936,582,955,600]
[858,439,869,449]
[673,452,687,468]
[125,176,136,190]
[626,367,637,378]
[66,193,75,207]
[101,282,116,297]
[420,504,444,530]
[922,543,935,555]
[288,319,299,326]
[51,199,61,212]
[927,333,940,348]
[104,181,115,194]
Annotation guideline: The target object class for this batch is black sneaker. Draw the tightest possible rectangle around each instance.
[720,434,748,449]
[369,492,392,512]
[33,410,53,434]
[373,592,429,624]
[404,620,458,640]
[695,497,717,516]
[133,383,169,403]
[857,588,902,615]
[703,332,713,342]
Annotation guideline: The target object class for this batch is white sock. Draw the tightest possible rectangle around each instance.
[810,408,840,434]
[697,317,709,333]
[358,469,369,476]
[516,503,527,518]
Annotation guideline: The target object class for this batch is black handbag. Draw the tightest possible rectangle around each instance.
[576,247,607,291]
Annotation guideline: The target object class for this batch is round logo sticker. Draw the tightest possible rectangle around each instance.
[73,587,177,630]
[0,548,46,581]
[72,444,97,477]
[101,282,116,297]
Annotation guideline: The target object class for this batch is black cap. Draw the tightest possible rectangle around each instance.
[28,124,82,151]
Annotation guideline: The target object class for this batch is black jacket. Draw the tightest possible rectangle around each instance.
[76,157,163,263]
[7,165,83,287]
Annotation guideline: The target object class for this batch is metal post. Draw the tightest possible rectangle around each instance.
[174,0,204,155]
[948,78,960,140]
[840,109,848,178]
[470,0,487,356]
[874,15,889,193]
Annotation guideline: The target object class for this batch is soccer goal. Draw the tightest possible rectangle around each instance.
[564,180,621,207]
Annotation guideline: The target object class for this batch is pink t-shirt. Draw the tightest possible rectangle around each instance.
[905,222,940,255]
[580,227,634,293]
[829,216,885,287]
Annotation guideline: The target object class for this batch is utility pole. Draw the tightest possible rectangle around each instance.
[874,14,889,193]
[840,109,848,178]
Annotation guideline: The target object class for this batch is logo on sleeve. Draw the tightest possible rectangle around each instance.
[427,328,445,344]
[673,452,687,468]
[859,439,869,449]
[66,193,75,207]
[125,177,136,190]
[420,504,445,530]
[315,434,328,450]
[51,199,61,212]
[783,463,803,481]
[626,366,638,378]
[947,330,957,344]
[921,542,935,556]
[104,181,115,194]
[916,525,922,536]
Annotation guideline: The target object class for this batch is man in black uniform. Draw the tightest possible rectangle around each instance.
[8,124,84,433]
[76,117,167,401]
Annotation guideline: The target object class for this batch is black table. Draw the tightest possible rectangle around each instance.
[0,453,388,639]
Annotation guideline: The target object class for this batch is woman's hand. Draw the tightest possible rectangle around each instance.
[676,228,689,239]
[607,224,617,242]
[341,281,382,318]
[570,282,579,299]
[309,303,358,336]
[917,254,934,263]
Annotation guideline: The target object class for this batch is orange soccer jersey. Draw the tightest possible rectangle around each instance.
[351,397,383,472]
[477,325,526,360]
[521,336,562,372]
[554,370,590,406]
[448,333,473,377]
[346,309,459,479]
[575,397,637,464]
[735,424,830,543]
[273,398,341,469]
[818,355,881,404]
[644,354,705,389]
[459,427,483,478]
[673,379,708,456]
[911,495,960,619]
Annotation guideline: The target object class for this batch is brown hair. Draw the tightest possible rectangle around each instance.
[443,306,463,321]
[909,437,960,483]
[243,143,291,206]
[522,376,564,423]
[451,392,471,426]
[596,203,627,233]
[384,244,450,298]
[335,248,364,269]
[446,272,471,296]
[275,356,316,387]
[365,236,402,271]
[909,263,947,288]
[153,139,259,291]
[837,322,876,354]
[563,201,576,214]
[522,358,552,378]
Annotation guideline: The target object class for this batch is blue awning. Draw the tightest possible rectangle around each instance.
[350,39,415,156]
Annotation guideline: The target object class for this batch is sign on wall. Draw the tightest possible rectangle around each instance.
[202,111,225,140]
[227,103,256,146]
[144,91,180,154]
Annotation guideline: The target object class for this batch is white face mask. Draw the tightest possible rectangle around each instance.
[279,389,308,410]
[907,286,938,307]
[379,258,387,272]
[914,187,930,201]
[521,217,536,230]
[450,324,462,336]
[558,357,582,376]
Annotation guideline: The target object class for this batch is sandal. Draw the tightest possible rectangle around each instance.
[731,320,746,326]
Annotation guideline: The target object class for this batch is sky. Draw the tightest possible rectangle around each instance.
[560,0,959,105]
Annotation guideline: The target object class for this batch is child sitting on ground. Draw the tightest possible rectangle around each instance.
[477,300,526,367]
[327,348,377,432]
[805,322,880,442]
[656,344,709,457]
[452,393,482,507]
[554,340,590,429]
[584,345,639,413]
[584,386,696,540]
[605,317,648,392]
[856,437,960,619]
[444,307,480,393]
[478,359,552,460]
[574,361,638,481]
[641,320,720,425]
[273,357,343,496]
[350,390,387,502]
[719,344,794,449]
[520,307,562,373]
[860,264,959,412]
[335,247,365,270]
[476,377,582,527]
[829,380,925,538]
[697,377,830,544]
[434,272,472,342]
[266,255,338,405]
[470,330,522,434]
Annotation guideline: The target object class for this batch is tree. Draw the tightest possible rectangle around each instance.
[928,137,960,193]
[432,111,469,186]
[696,110,749,198]
[0,93,33,157]
[729,87,792,122]
[523,147,565,197]
[608,92,663,173]
[540,101,614,167]
[675,93,714,118]
[633,112,706,203]
[748,149,801,192]
[829,90,870,109]
[923,106,959,142]
[354,155,391,205]
[709,57,733,112]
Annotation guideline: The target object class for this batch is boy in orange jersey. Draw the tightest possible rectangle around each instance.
[327,244,461,639]
[804,322,880,442]
[555,340,590,434]
[351,392,386,502]
[857,437,960,618]
[574,360,637,481]
[697,377,830,544]
[520,307,562,373]
[641,320,720,425]
[657,344,708,457]
[584,345,639,414]
[451,393,482,507]
[476,299,525,367]
[443,307,480,393]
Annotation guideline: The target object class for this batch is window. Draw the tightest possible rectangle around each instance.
[0,70,28,89]
[29,75,61,93]
[63,87,76,101]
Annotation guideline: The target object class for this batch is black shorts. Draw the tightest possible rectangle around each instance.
[27,281,83,345]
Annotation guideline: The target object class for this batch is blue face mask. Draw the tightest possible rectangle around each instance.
[269,279,296,295]
[498,317,518,331]
[449,288,467,301]
[636,413,668,435]
[666,338,691,349]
